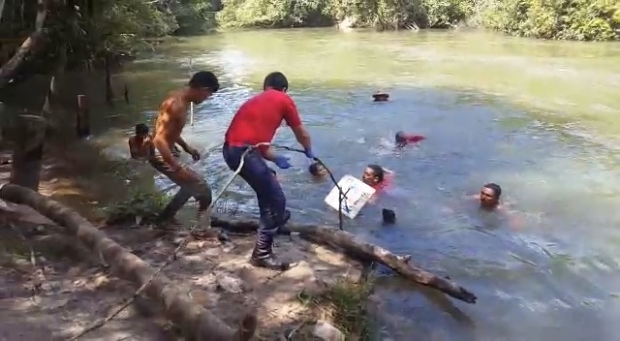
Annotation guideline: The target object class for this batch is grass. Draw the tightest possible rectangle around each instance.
[296,276,376,340]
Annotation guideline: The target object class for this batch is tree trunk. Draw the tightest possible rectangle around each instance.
[0,31,45,87]
[0,0,50,87]
[211,217,478,304]
[0,184,257,341]
[8,114,46,191]
[0,0,6,22]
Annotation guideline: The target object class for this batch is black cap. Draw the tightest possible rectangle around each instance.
[188,71,219,92]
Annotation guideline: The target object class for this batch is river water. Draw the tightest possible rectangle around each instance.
[101,29,620,340]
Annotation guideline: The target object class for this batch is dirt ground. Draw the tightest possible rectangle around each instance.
[0,142,364,340]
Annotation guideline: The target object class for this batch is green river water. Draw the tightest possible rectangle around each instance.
[99,28,620,341]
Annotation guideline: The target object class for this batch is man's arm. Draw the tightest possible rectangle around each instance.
[176,136,191,152]
[282,95,312,151]
[262,146,277,162]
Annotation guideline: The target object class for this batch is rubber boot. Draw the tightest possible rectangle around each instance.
[249,234,289,271]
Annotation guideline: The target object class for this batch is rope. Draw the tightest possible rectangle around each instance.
[68,142,345,339]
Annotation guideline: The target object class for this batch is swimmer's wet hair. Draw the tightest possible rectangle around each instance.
[395,131,406,144]
[264,72,288,92]
[135,123,149,135]
[367,164,385,182]
[309,162,322,176]
[483,183,502,198]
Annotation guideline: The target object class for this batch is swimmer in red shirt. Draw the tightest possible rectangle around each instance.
[222,72,315,270]
[395,131,425,147]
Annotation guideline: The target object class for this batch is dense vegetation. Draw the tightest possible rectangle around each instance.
[0,0,617,88]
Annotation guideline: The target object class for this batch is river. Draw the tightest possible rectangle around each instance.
[100,29,620,340]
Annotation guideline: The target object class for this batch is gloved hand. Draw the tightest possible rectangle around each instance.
[304,147,315,160]
[273,155,292,169]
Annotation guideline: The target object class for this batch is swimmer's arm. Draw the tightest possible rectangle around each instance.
[282,95,312,151]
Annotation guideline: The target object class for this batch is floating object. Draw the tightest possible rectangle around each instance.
[372,91,389,102]
[324,175,376,219]
[382,208,396,224]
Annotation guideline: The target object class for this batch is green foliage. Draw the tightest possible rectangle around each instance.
[481,0,620,41]
[170,0,218,35]
[217,0,333,28]
[298,277,376,339]
[104,189,168,224]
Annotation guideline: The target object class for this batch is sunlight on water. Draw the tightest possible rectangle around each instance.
[101,29,620,340]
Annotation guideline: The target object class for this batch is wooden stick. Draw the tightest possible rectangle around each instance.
[211,216,477,304]
[0,184,257,340]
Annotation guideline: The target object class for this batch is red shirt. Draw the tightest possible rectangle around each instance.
[371,173,393,192]
[405,134,425,143]
[225,89,301,153]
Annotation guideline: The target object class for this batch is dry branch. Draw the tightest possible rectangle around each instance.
[0,183,257,340]
[211,216,478,304]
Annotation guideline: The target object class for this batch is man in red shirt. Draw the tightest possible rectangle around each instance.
[222,72,314,270]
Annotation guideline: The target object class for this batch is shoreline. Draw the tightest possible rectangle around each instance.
[0,138,378,340]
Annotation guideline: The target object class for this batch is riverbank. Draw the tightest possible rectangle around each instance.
[0,139,376,340]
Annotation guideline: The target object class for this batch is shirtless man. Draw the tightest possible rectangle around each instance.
[128,123,151,160]
[149,71,221,236]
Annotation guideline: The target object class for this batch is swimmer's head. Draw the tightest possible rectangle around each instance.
[309,162,327,177]
[188,71,220,104]
[480,183,502,209]
[395,131,407,145]
[263,72,288,92]
[362,164,384,186]
[135,123,149,138]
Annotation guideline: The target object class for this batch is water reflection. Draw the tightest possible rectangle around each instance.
[102,29,620,340]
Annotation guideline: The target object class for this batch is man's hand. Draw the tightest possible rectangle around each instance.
[273,155,292,169]
[303,147,315,160]
[186,146,201,161]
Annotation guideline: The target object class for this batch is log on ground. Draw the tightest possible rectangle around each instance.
[0,184,257,341]
[211,216,477,304]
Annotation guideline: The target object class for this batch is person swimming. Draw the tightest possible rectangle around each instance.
[395,131,425,147]
[476,183,503,211]
[362,164,393,192]
[308,161,328,179]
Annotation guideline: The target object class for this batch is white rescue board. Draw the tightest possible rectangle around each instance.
[324,175,376,219]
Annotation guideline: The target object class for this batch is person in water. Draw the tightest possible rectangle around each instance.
[149,71,222,240]
[362,164,393,192]
[128,123,152,160]
[474,183,503,210]
[395,131,425,147]
[308,161,328,179]
[222,71,315,270]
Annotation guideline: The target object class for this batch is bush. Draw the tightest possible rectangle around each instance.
[481,0,620,41]
[170,0,219,35]
[217,0,333,28]
[104,189,168,224]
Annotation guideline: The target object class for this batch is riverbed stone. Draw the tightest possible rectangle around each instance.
[312,320,345,341]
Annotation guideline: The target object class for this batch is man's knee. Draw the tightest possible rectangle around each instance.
[193,180,213,209]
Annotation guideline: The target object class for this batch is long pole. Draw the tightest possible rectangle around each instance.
[188,58,194,126]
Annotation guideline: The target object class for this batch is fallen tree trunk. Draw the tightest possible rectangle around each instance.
[211,216,477,304]
[0,184,257,340]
